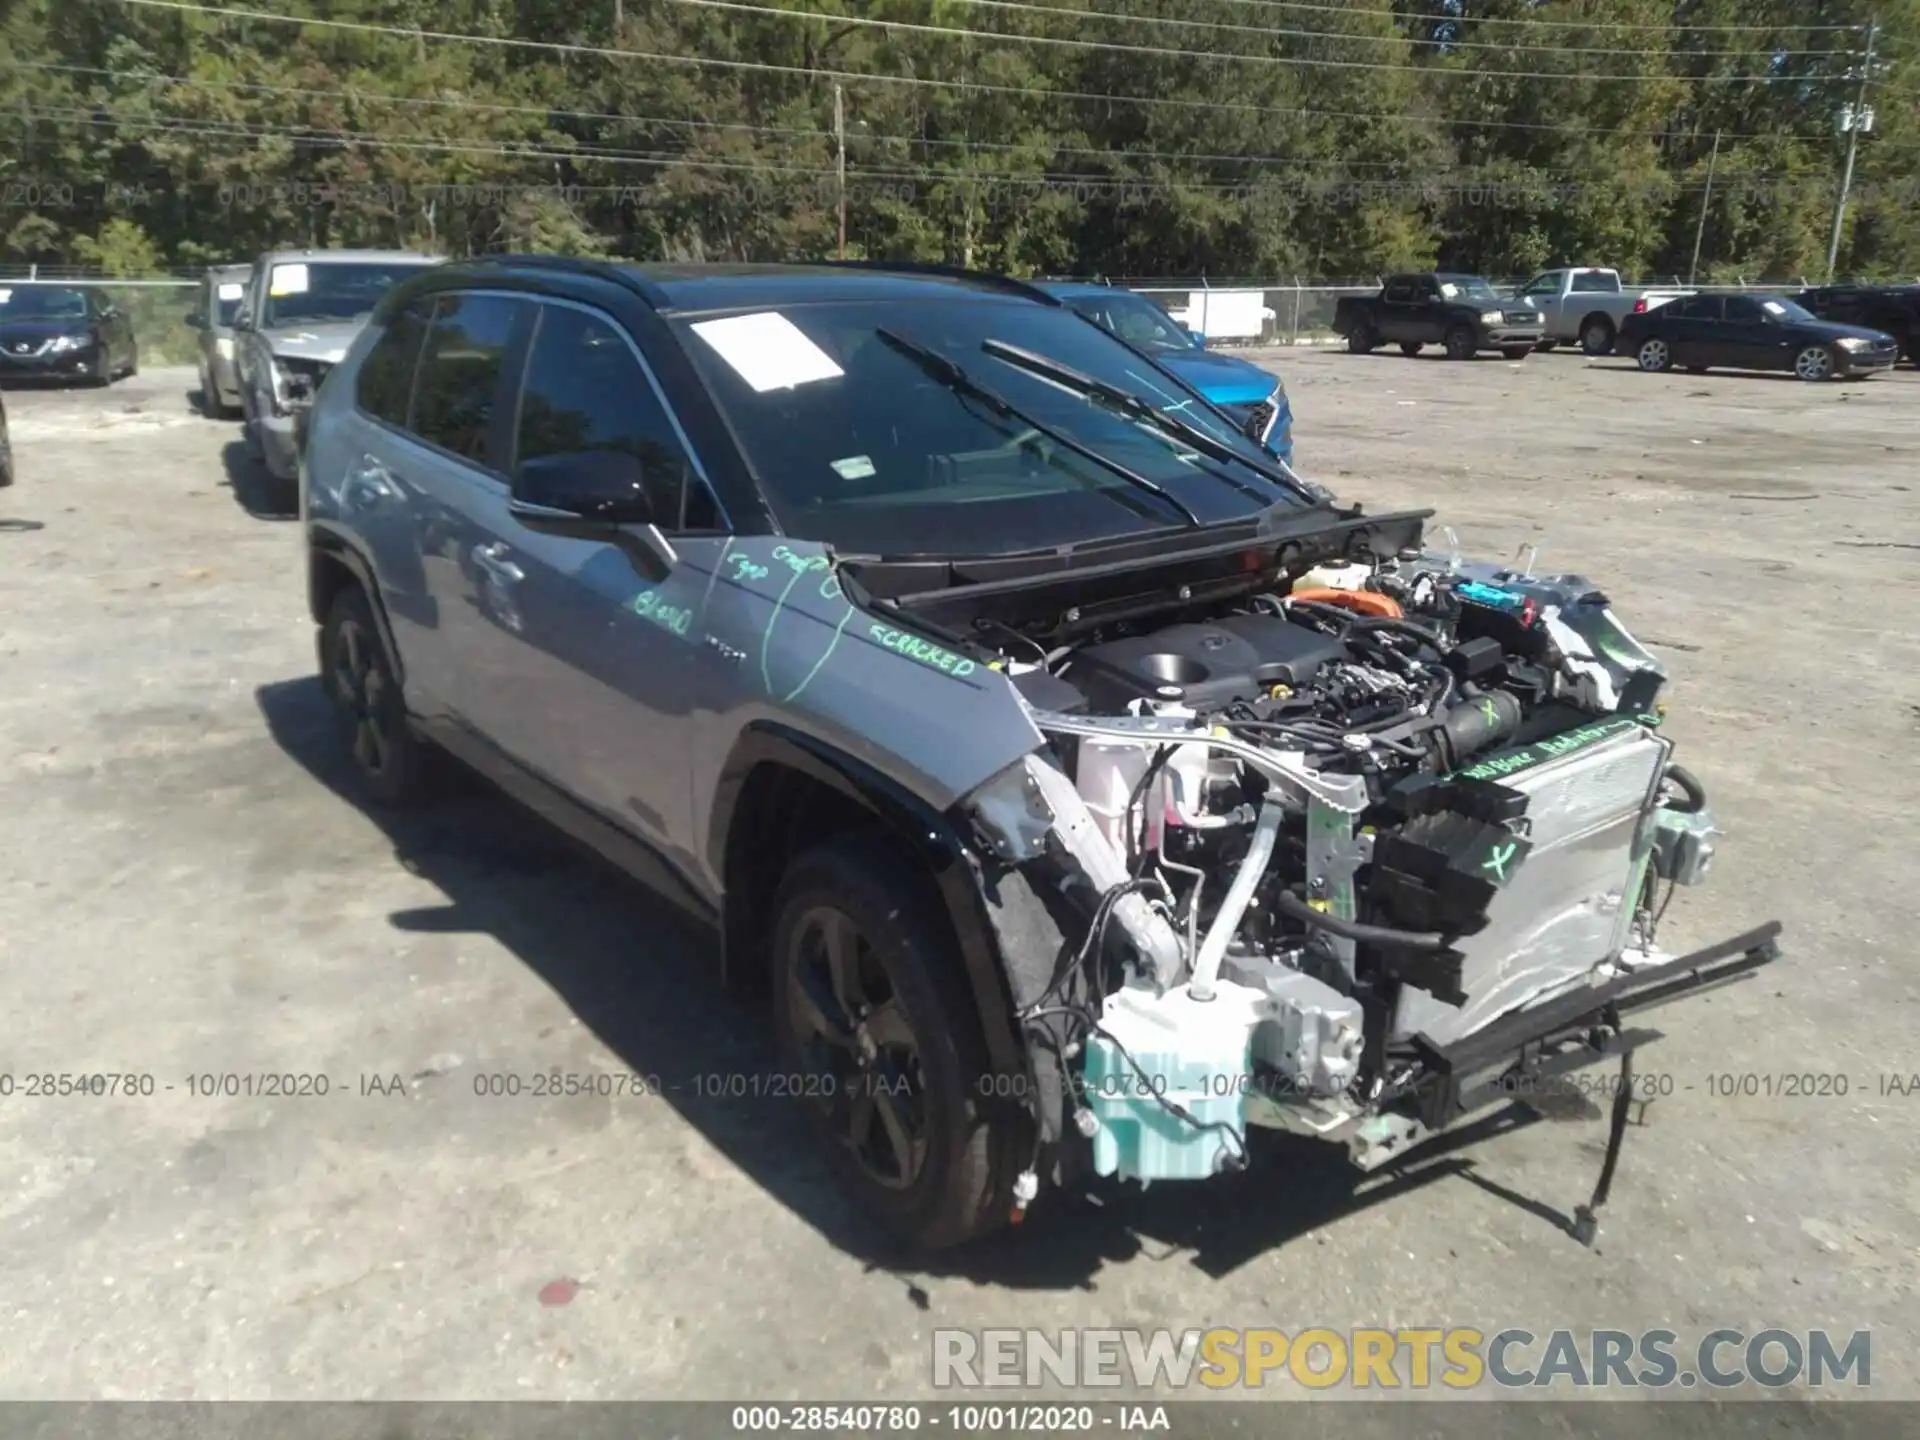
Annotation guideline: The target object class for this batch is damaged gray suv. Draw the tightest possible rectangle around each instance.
[302,256,1782,1251]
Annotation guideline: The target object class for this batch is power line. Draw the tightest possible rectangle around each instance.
[1095,0,1863,35]
[106,0,1811,141]
[822,0,1849,59]
[665,0,1819,84]
[17,103,1844,203]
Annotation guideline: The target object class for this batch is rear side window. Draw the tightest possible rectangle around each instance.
[1570,272,1614,293]
[355,302,431,427]
[513,303,717,530]
[410,293,525,468]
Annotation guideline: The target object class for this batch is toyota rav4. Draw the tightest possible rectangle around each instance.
[301,256,1782,1251]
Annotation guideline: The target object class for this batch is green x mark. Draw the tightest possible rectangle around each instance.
[1480,698,1501,725]
[1482,841,1518,882]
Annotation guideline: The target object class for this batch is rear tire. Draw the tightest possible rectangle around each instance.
[1580,316,1616,357]
[1537,339,1559,352]
[1685,365,1709,374]
[1398,341,1422,357]
[1444,325,1477,360]
[1346,326,1378,355]
[1501,346,1531,361]
[1636,337,1672,373]
[320,585,432,807]
[770,834,1020,1251]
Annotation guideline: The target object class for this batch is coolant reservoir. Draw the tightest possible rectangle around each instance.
[1293,561,1373,592]
[1083,980,1269,1182]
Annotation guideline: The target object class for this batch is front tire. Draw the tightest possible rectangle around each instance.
[771,834,1019,1251]
[1501,346,1531,361]
[1794,344,1837,382]
[320,585,431,807]
[1398,341,1422,356]
[1346,326,1378,355]
[1636,337,1672,373]
[1580,315,1616,357]
[1444,325,1477,360]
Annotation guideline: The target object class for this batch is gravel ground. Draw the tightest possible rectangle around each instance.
[1,353,1916,1415]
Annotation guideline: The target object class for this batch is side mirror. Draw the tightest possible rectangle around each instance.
[185,311,204,328]
[509,450,676,580]
[232,313,253,332]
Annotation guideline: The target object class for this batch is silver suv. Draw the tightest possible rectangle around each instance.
[185,263,252,417]
[234,248,441,505]
[302,256,1780,1251]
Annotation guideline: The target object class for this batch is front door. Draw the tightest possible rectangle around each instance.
[1717,295,1794,371]
[442,297,726,867]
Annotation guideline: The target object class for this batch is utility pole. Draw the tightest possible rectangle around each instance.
[1689,129,1720,285]
[1826,19,1877,284]
[834,84,847,260]
[614,0,623,28]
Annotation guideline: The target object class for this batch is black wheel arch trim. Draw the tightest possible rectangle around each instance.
[710,723,1028,1086]
[307,523,405,686]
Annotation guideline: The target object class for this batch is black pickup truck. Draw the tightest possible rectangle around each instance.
[1334,272,1545,360]
[1789,284,1919,364]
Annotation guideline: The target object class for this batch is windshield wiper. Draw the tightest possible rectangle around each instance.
[874,327,1201,530]
[979,338,1318,503]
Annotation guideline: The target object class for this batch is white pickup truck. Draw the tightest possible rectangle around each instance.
[1514,267,1690,357]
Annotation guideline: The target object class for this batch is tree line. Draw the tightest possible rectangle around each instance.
[1,0,1916,282]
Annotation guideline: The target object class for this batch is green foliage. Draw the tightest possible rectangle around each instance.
[0,0,1915,279]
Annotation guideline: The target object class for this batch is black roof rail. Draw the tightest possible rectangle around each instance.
[810,258,1061,305]
[450,252,671,307]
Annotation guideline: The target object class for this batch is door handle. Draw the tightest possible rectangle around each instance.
[472,541,524,585]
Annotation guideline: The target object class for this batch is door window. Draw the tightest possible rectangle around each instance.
[1522,275,1559,296]
[512,303,718,531]
[410,294,526,469]
[355,302,432,427]
[1722,296,1767,323]
[1384,281,1417,303]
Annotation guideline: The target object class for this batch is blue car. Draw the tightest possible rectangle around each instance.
[1039,282,1293,464]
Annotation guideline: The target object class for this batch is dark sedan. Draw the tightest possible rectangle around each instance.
[0,284,138,385]
[1618,292,1898,381]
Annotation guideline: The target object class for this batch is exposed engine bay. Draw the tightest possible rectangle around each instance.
[938,527,1780,1236]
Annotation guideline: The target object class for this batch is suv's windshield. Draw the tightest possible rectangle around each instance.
[1061,291,1195,354]
[261,261,435,328]
[1437,276,1500,302]
[0,287,88,320]
[674,296,1303,557]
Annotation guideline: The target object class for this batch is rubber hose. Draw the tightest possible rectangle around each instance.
[1273,889,1449,951]
[1662,762,1707,814]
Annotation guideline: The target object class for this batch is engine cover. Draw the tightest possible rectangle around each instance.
[1063,614,1345,711]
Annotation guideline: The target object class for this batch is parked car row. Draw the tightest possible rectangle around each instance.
[1332,267,1911,382]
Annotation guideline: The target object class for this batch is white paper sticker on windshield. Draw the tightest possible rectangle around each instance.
[830,455,876,480]
[690,311,844,392]
[1439,283,1459,299]
[0,289,11,304]
[1762,300,1785,315]
[217,282,245,300]
[269,263,310,297]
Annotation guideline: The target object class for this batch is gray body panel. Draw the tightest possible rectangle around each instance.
[194,264,253,407]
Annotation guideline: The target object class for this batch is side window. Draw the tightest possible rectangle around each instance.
[512,304,718,531]
[1522,275,1558,296]
[355,302,431,427]
[1384,281,1414,303]
[411,293,524,468]
[1722,296,1764,322]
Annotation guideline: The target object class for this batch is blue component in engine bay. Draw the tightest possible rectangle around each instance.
[1455,580,1525,610]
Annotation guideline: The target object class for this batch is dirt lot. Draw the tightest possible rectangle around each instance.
[2,351,1917,1409]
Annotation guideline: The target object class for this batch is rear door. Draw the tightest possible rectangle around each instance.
[441,296,730,862]
[1668,295,1721,364]
[369,291,534,723]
